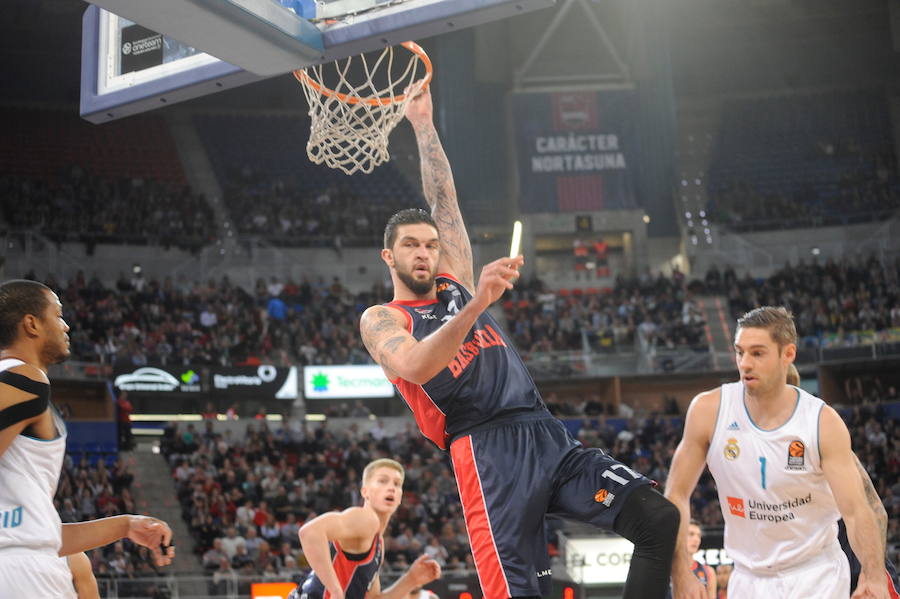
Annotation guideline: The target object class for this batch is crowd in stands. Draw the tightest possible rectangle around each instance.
[707,150,900,231]
[709,253,900,347]
[53,456,171,596]
[707,90,900,231]
[48,269,387,368]
[46,264,710,370]
[502,268,708,354]
[152,379,899,589]
[194,113,423,249]
[37,252,900,368]
[0,168,214,253]
[222,171,411,249]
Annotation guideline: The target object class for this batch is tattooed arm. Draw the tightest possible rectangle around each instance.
[853,452,887,557]
[405,84,475,290]
[820,406,888,598]
[360,257,522,384]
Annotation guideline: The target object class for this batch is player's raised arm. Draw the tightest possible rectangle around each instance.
[664,390,719,599]
[299,508,382,599]
[361,256,523,384]
[819,407,890,599]
[404,84,474,291]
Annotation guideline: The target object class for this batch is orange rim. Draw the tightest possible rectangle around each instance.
[293,41,432,106]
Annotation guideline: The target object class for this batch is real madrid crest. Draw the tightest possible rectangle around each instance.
[724,437,740,460]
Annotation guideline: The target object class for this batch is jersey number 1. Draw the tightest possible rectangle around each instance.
[758,456,767,490]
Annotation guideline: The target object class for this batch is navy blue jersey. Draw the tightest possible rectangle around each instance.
[296,536,383,599]
[386,273,544,449]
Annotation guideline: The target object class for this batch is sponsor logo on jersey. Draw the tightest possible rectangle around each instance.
[726,496,745,518]
[414,308,438,320]
[447,325,508,378]
[719,493,814,524]
[726,421,740,431]
[724,437,740,461]
[787,440,805,470]
[536,569,552,578]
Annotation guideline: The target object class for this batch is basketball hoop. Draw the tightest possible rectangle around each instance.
[294,41,433,175]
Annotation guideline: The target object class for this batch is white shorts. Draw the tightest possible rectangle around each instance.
[0,552,76,599]
[729,542,850,599]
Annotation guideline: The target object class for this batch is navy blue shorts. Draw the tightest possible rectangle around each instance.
[449,411,650,599]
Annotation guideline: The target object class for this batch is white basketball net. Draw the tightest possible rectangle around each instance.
[296,43,429,175]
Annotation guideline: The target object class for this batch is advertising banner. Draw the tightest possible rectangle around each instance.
[113,366,202,393]
[303,365,394,399]
[513,90,638,213]
[565,536,731,584]
[211,366,298,400]
[120,24,164,74]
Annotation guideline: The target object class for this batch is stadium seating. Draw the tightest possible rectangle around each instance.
[708,90,900,230]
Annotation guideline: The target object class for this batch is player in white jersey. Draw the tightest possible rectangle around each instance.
[0,279,175,598]
[665,306,889,599]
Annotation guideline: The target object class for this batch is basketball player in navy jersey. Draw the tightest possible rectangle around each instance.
[784,366,900,598]
[0,279,174,598]
[289,459,440,599]
[360,85,679,599]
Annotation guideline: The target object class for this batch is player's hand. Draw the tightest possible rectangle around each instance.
[126,515,175,567]
[403,79,433,127]
[671,569,707,599]
[408,554,442,585]
[326,586,345,599]
[852,571,891,599]
[473,255,524,308]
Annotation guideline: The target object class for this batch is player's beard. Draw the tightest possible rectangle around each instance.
[397,267,435,296]
[41,336,70,365]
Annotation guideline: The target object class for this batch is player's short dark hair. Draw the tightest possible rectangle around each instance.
[736,306,798,348]
[383,208,438,249]
[0,280,52,348]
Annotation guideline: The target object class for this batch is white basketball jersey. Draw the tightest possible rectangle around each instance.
[706,382,841,573]
[0,358,67,556]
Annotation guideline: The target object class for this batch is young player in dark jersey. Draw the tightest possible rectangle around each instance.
[290,459,440,599]
[360,85,679,599]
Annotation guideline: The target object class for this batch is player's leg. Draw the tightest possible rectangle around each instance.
[548,445,679,599]
[449,420,565,599]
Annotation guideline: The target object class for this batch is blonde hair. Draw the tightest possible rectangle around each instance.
[786,363,800,386]
[362,458,405,484]
[736,306,798,348]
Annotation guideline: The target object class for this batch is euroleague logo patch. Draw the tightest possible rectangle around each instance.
[594,489,615,507]
[787,440,806,470]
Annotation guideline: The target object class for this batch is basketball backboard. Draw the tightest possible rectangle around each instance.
[80,0,556,123]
